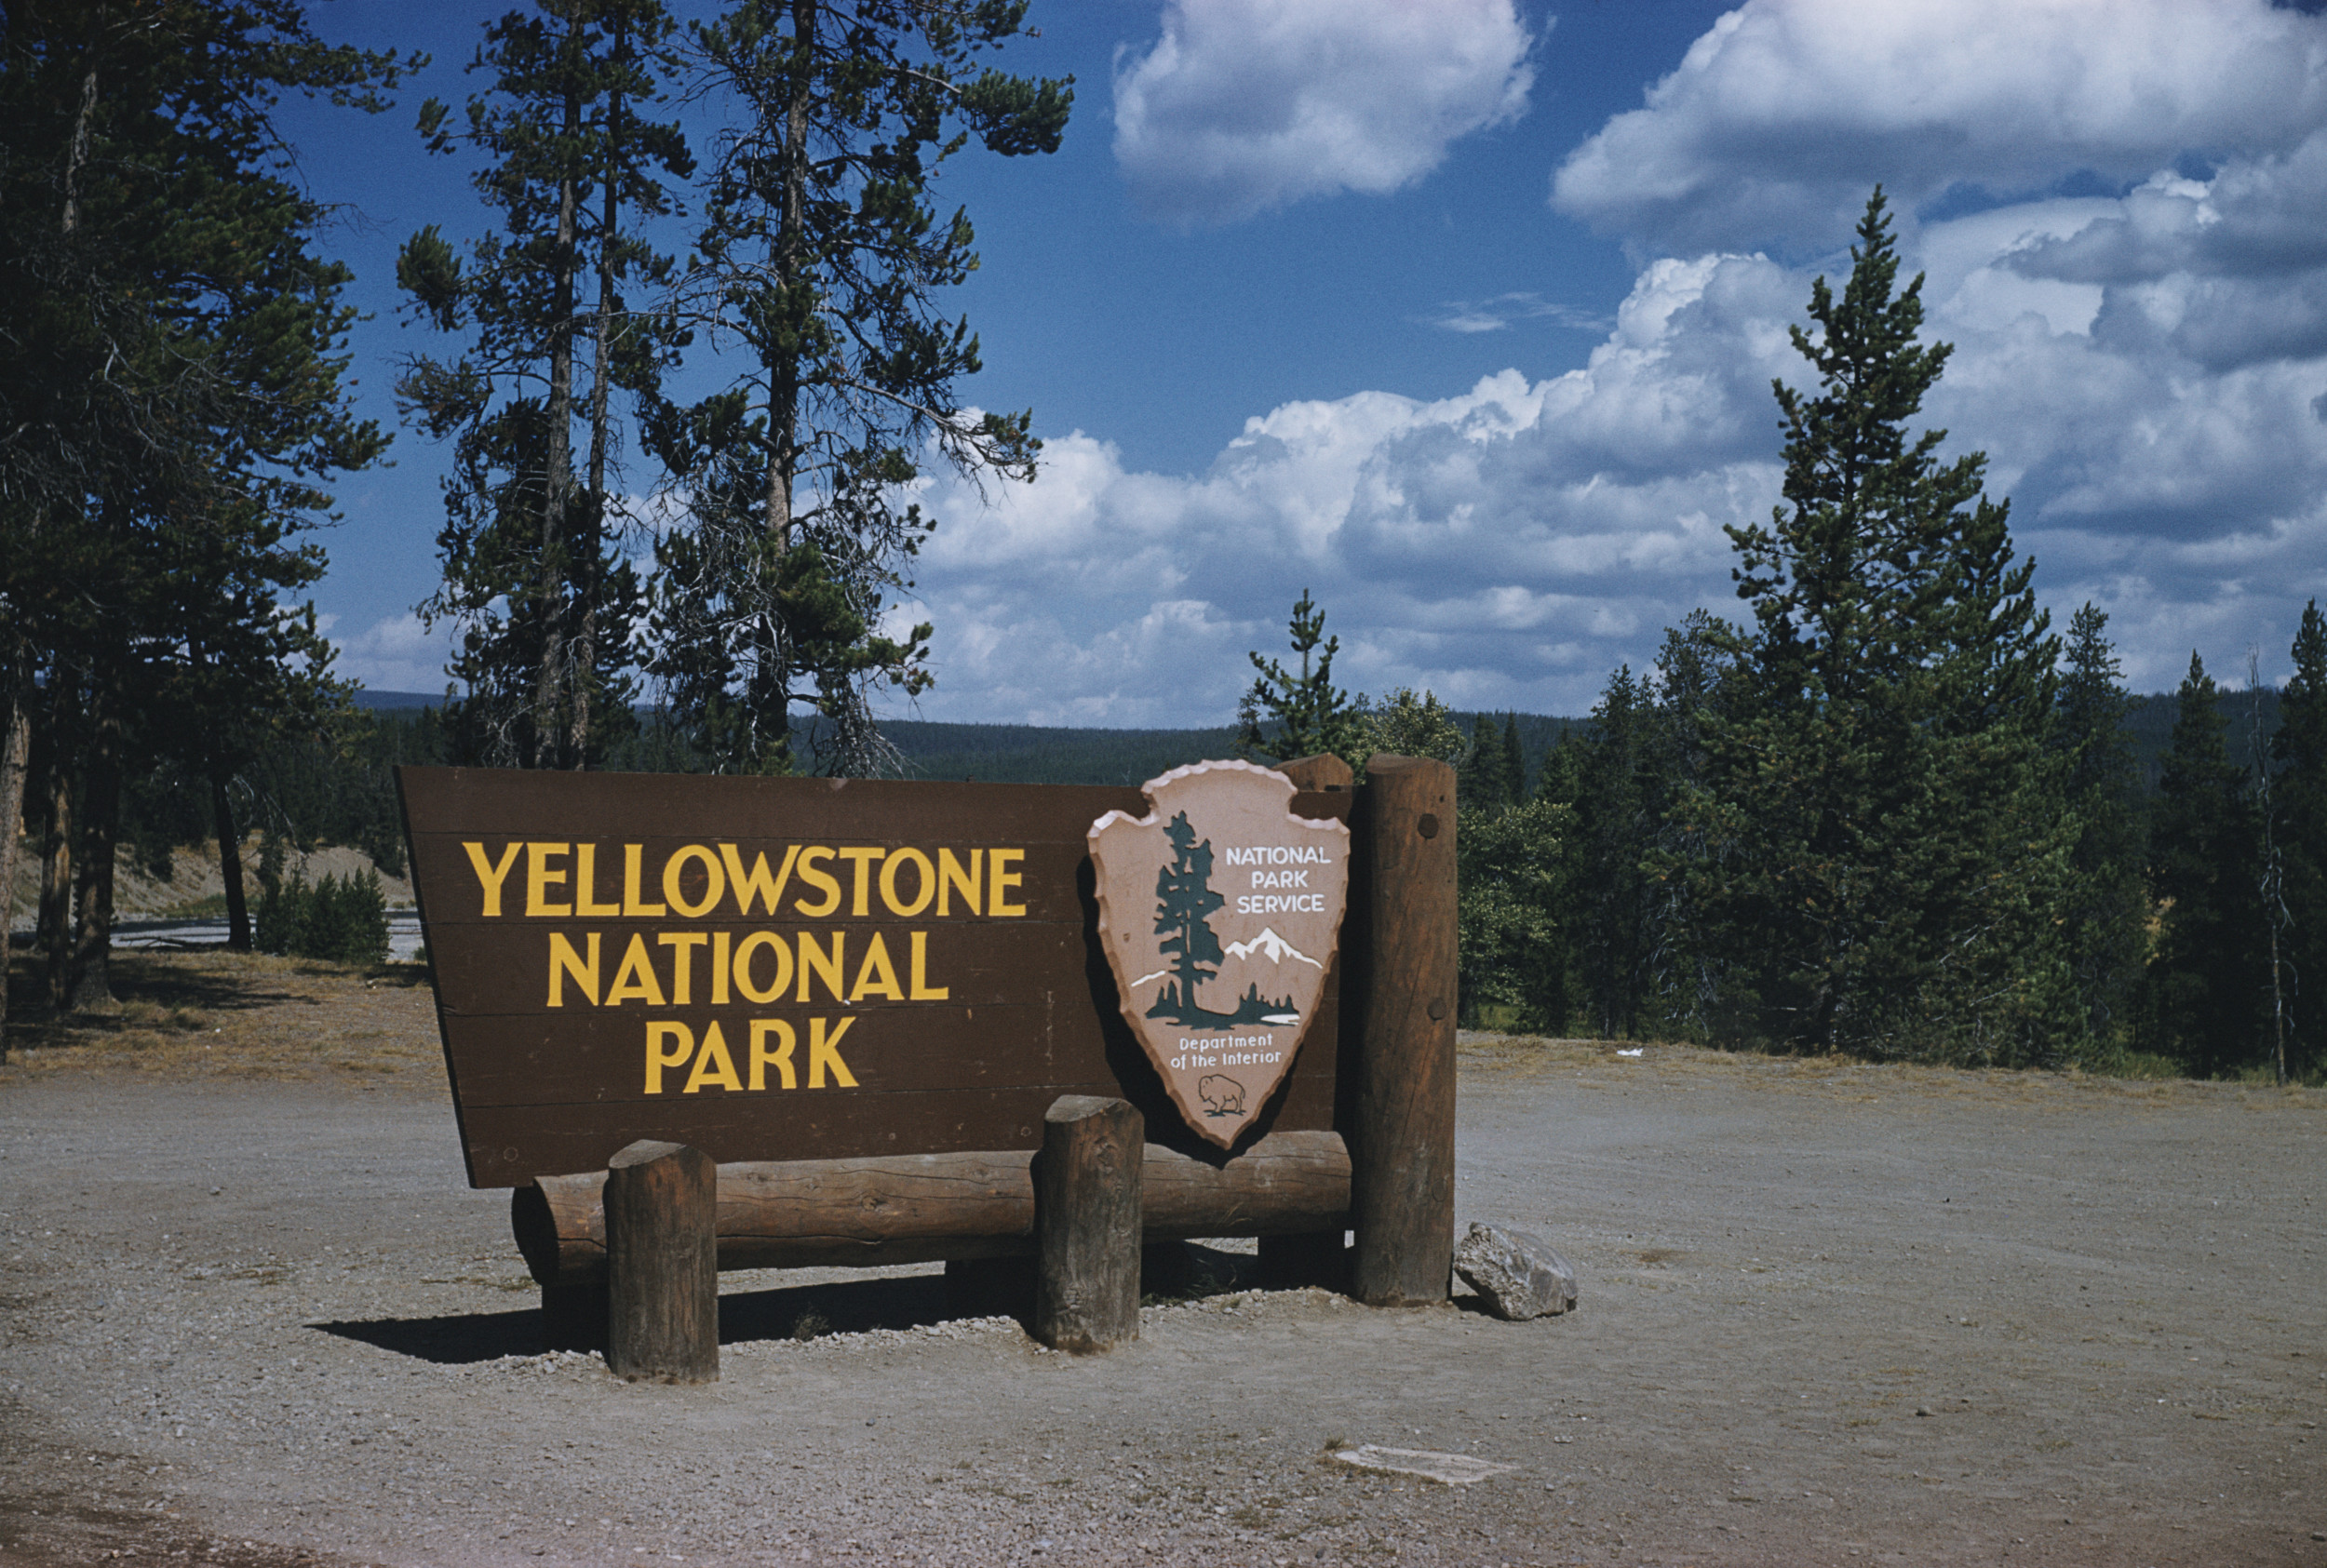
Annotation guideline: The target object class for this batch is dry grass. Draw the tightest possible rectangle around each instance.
[1456,1027,2327,1113]
[0,949,442,1087]
[6,953,2318,1121]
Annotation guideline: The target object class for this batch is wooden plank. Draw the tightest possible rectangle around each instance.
[1033,1096,1143,1353]
[437,986,1339,1103]
[397,766,1352,1186]
[1349,755,1459,1307]
[460,1065,1342,1186]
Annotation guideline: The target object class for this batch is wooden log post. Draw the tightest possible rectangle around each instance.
[603,1140,719,1384]
[1269,752,1357,1287]
[514,1132,1350,1289]
[1033,1095,1143,1352]
[1351,753,1458,1307]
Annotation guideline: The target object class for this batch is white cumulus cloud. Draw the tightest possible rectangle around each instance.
[1113,0,1535,226]
[1553,0,2327,254]
[330,613,452,697]
[902,256,1802,724]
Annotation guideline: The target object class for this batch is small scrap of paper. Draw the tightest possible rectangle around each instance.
[1328,1445,1518,1484]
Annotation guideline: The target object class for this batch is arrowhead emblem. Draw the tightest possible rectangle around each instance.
[1089,760,1350,1148]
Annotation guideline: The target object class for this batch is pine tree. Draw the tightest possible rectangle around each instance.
[1684,189,2071,1060]
[645,0,1071,777]
[1237,590,1367,771]
[1456,795,1569,1030]
[397,0,693,769]
[1458,717,1511,812]
[1360,688,1469,769]
[2054,604,2146,1052]
[0,1,406,1019]
[2275,602,2327,1079]
[2143,652,2265,1076]
[1500,714,1527,801]
[1573,667,1652,1038]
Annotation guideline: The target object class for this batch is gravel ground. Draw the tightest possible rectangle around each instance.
[2,953,2324,1567]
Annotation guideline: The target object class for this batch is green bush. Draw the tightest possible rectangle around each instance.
[255,870,389,963]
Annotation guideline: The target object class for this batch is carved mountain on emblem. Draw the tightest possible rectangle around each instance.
[1223,927,1322,968]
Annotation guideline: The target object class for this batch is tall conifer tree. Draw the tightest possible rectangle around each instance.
[1573,668,1653,1038]
[2144,653,2265,1075]
[0,1,406,1020]
[2055,604,2146,1051]
[645,0,1070,776]
[2272,600,2327,1079]
[1237,589,1365,771]
[1682,189,2071,1060]
[397,0,692,769]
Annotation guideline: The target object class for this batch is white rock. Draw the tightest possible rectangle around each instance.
[1328,1444,1516,1484]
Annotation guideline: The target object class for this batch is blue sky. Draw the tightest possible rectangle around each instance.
[287,0,2327,723]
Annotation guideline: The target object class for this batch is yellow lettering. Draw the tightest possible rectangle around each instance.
[658,931,707,1005]
[572,844,620,918]
[711,931,731,1005]
[605,933,666,1007]
[850,931,903,1001]
[809,1015,859,1089]
[989,848,1027,917]
[662,844,725,918]
[936,848,981,917]
[546,931,600,1007]
[682,1021,742,1093]
[880,848,935,917]
[720,843,799,916]
[909,931,948,1001]
[797,931,846,1003]
[623,843,666,917]
[837,847,884,918]
[525,842,572,918]
[733,931,793,1004]
[749,1020,797,1091]
[463,841,522,918]
[645,1021,693,1094]
[792,846,841,918]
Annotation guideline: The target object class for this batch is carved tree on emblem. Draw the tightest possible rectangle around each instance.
[1150,811,1225,1025]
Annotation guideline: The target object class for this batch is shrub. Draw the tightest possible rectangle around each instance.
[255,870,389,964]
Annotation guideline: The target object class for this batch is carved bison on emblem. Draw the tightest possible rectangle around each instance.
[1197,1074,1246,1117]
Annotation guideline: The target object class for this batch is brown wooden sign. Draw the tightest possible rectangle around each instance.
[397,767,1347,1187]
[1090,761,1349,1148]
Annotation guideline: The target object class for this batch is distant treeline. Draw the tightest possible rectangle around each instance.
[114,689,2254,876]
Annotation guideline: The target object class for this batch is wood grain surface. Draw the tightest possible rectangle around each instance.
[1034,1096,1144,1352]
[603,1140,718,1383]
[398,767,1349,1185]
[1348,754,1459,1307]
[511,1130,1352,1288]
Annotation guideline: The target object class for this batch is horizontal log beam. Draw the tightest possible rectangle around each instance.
[513,1131,1350,1289]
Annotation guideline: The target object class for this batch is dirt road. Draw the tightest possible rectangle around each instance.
[1,956,2321,1566]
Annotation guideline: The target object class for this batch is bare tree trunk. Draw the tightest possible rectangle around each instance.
[742,0,817,772]
[61,61,96,235]
[532,17,585,771]
[2252,654,2290,1086]
[766,0,812,557]
[572,6,627,773]
[0,664,31,1061]
[39,679,74,1013]
[66,704,119,1013]
[212,775,249,952]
